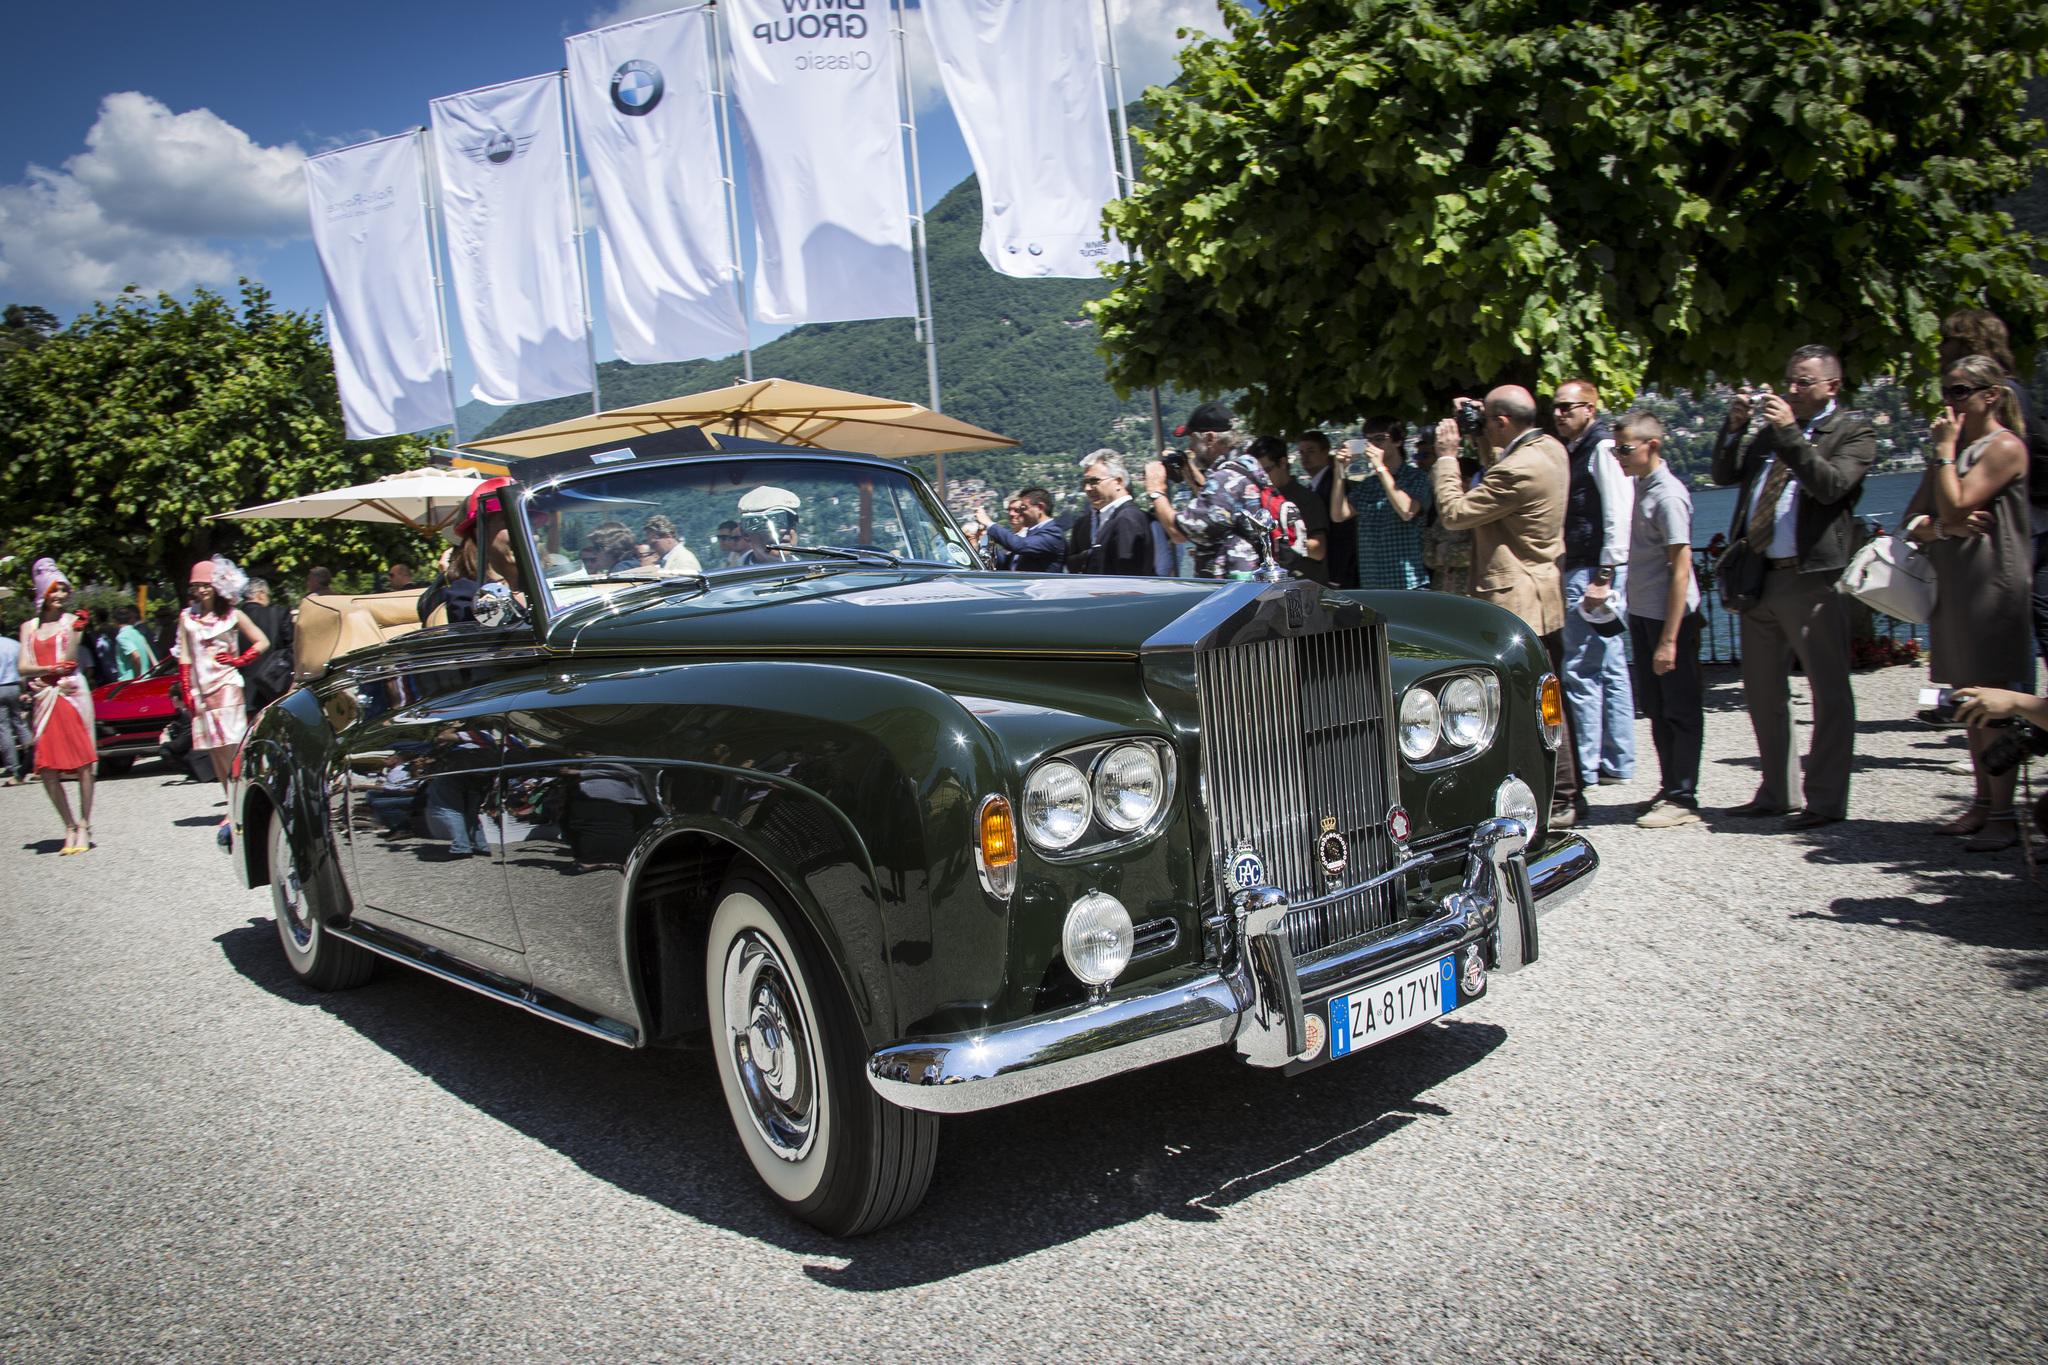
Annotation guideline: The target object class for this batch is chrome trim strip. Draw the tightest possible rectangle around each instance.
[328,922,639,1049]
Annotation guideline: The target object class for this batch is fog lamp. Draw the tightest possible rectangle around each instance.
[1062,891,1134,988]
[1495,776,1539,834]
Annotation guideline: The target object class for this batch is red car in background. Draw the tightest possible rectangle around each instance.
[90,657,179,775]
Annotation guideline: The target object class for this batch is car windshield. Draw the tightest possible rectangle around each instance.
[521,458,977,609]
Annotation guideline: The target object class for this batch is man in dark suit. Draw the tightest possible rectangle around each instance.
[1710,343,1877,829]
[1069,450,1155,575]
[238,578,295,716]
[974,487,1066,572]
[1296,431,1357,589]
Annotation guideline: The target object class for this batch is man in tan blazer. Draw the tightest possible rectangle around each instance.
[1432,385,1580,825]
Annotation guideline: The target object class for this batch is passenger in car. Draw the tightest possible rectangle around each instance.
[737,486,803,563]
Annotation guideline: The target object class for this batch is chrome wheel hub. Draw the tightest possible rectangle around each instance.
[723,930,817,1162]
[273,822,314,951]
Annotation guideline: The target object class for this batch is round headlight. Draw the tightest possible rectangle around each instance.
[1495,775,1540,832]
[1094,743,1164,833]
[1440,674,1494,749]
[1062,891,1134,986]
[1398,686,1440,761]
[1022,760,1091,850]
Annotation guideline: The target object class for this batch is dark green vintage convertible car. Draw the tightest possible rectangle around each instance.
[231,428,1596,1236]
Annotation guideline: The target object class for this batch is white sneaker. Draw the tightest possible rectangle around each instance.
[1636,800,1703,829]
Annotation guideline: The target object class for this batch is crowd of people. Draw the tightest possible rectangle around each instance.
[959,307,2048,843]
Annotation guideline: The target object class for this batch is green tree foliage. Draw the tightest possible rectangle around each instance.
[0,304,59,363]
[0,283,434,589]
[1091,0,2048,431]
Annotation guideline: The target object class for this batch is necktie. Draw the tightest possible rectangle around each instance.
[1745,459,1794,553]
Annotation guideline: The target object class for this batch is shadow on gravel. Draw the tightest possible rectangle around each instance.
[214,916,1502,1290]
[1779,823,2048,990]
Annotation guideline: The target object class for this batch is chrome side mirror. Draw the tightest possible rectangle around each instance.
[474,581,525,629]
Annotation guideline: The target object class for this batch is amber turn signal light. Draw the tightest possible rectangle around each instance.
[976,795,1018,898]
[1538,673,1566,750]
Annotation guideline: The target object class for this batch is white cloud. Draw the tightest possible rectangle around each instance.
[0,92,308,306]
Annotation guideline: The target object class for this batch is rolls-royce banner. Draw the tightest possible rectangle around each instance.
[725,0,915,325]
[566,8,748,365]
[429,74,594,406]
[925,0,1125,279]
[304,132,455,438]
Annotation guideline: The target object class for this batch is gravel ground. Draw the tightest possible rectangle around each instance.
[1,663,2044,1364]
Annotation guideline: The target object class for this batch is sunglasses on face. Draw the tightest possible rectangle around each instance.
[1552,402,1595,415]
[1943,383,1994,402]
[1613,441,1645,457]
[1081,476,1109,486]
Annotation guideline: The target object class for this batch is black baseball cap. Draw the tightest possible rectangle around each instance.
[1174,401,1234,438]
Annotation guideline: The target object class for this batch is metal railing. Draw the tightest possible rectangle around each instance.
[1690,538,1927,668]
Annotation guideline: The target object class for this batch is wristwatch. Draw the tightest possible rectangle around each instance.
[1592,566,1615,586]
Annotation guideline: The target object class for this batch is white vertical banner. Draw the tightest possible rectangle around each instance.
[304,132,455,438]
[925,0,1125,279]
[430,74,594,406]
[567,7,749,365]
[725,0,915,325]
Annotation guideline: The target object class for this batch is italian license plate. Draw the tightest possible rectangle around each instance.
[1328,955,1457,1059]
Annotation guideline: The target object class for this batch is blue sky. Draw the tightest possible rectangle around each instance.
[1,0,1219,410]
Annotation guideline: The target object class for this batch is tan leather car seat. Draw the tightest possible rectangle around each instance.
[294,590,423,680]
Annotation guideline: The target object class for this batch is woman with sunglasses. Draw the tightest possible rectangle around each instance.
[1905,352,2033,850]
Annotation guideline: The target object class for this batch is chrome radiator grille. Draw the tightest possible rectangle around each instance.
[1196,622,1399,957]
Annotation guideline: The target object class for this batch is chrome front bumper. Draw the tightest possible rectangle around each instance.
[869,825,1598,1114]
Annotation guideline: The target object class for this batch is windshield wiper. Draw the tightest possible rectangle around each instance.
[549,570,670,586]
[757,544,902,568]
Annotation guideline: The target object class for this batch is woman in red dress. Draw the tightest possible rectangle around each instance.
[20,558,97,853]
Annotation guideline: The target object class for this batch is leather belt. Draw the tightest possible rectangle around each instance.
[1766,556,1800,569]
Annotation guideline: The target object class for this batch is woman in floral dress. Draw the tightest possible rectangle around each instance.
[172,558,269,807]
[20,559,98,853]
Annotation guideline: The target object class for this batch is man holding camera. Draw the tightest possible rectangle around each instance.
[1710,344,1876,829]
[1433,385,1581,826]
[1143,402,1276,579]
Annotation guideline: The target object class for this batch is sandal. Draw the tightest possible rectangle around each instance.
[1936,803,1989,837]
[76,824,92,852]
[1964,813,2019,854]
[59,825,82,854]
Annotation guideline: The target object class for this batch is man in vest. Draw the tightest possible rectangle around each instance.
[1553,380,1637,789]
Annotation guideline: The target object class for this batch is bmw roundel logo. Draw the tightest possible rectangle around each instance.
[484,131,516,164]
[611,60,664,116]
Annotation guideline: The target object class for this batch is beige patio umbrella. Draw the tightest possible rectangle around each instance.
[457,378,1019,463]
[211,466,490,535]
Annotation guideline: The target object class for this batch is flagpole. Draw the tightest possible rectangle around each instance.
[708,1,753,383]
[889,0,945,495]
[560,68,603,415]
[1096,0,1165,459]
[417,126,463,440]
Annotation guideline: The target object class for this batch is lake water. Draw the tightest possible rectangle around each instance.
[1689,468,1924,542]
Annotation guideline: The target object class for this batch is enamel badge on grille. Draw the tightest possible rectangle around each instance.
[1317,815,1349,876]
[1228,843,1265,891]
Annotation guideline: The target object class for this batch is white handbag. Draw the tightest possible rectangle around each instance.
[1841,533,1936,624]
